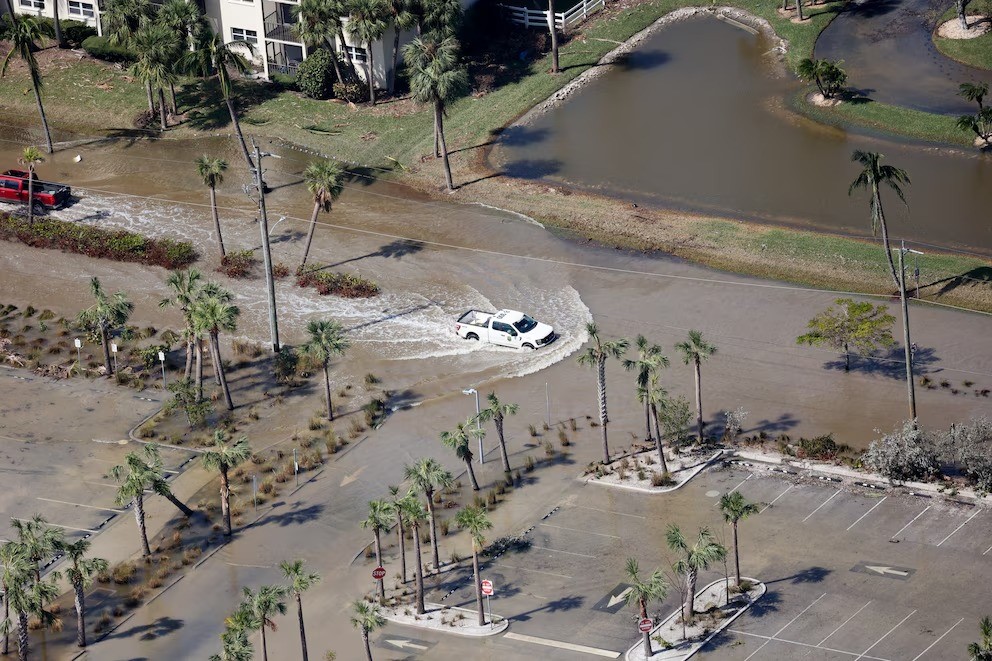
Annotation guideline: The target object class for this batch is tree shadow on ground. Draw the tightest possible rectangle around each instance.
[259,502,325,527]
[765,566,832,585]
[741,588,782,620]
[841,0,900,19]
[325,239,425,269]
[495,124,551,148]
[613,50,670,72]
[499,158,563,179]
[922,266,992,297]
[106,616,184,641]
[822,345,939,379]
[180,78,284,132]
[511,594,585,622]
[744,413,801,435]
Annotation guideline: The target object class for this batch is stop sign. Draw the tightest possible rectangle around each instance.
[372,566,386,580]
[638,618,653,633]
[481,579,494,596]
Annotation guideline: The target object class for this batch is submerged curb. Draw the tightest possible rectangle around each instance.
[585,450,725,493]
[382,602,510,637]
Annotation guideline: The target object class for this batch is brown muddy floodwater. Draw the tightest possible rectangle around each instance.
[492,15,992,252]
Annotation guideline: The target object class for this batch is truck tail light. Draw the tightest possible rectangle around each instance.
[455,324,460,331]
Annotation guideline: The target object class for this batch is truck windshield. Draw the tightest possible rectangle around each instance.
[513,316,537,333]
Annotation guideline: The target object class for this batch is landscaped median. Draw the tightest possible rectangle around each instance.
[380,602,509,636]
[584,448,725,493]
[626,578,766,660]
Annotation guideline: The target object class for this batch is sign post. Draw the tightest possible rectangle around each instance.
[481,579,494,627]
[638,618,653,634]
[111,342,118,373]
[293,448,299,487]
[74,338,81,366]
[158,351,167,388]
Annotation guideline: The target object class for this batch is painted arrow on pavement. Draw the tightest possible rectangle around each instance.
[851,562,914,580]
[386,639,429,651]
[340,465,366,487]
[608,587,634,608]
[593,584,634,613]
[865,565,910,577]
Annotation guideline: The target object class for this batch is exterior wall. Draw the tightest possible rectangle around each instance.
[9,0,102,36]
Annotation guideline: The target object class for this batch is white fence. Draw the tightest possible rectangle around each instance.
[500,0,605,31]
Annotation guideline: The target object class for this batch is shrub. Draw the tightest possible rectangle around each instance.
[273,347,299,384]
[862,421,940,484]
[297,48,339,99]
[62,19,97,46]
[270,72,297,90]
[111,561,137,584]
[82,35,136,63]
[296,265,379,298]
[232,339,263,357]
[272,262,292,278]
[796,434,841,460]
[219,249,256,279]
[651,471,675,487]
[332,77,368,103]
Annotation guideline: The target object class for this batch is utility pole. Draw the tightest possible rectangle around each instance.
[897,241,924,422]
[250,138,280,353]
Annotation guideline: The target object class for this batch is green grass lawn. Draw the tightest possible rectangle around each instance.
[933,8,992,71]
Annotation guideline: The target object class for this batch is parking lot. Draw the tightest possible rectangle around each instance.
[0,368,195,551]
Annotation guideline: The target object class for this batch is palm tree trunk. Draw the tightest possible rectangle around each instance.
[295,593,309,661]
[16,610,27,661]
[195,339,204,401]
[367,45,376,105]
[472,548,484,626]
[135,494,151,556]
[495,417,511,474]
[322,364,334,421]
[209,186,225,258]
[184,334,194,379]
[158,88,168,130]
[427,493,439,571]
[732,521,741,586]
[597,356,609,463]
[100,323,113,376]
[163,490,195,518]
[396,509,407,583]
[875,195,900,289]
[433,111,440,158]
[797,0,804,20]
[146,81,155,114]
[782,0,788,10]
[413,523,425,614]
[169,81,178,115]
[390,27,401,94]
[652,404,669,474]
[436,104,454,190]
[260,624,268,661]
[26,169,34,226]
[326,38,345,87]
[644,398,652,441]
[224,93,254,171]
[2,584,9,655]
[300,201,321,269]
[74,580,86,647]
[338,29,355,76]
[373,528,385,603]
[843,342,850,372]
[210,338,222,385]
[548,0,559,74]
[220,466,232,536]
[212,332,234,410]
[31,78,54,155]
[53,0,64,48]
[465,458,480,491]
[693,359,703,443]
[640,599,652,656]
[362,630,373,661]
[684,569,698,624]
[958,0,969,29]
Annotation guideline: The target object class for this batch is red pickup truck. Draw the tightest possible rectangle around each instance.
[0,169,72,213]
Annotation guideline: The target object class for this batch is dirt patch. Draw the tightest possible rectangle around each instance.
[936,16,991,39]
[808,91,842,107]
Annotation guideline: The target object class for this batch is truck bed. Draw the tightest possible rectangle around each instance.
[457,310,495,327]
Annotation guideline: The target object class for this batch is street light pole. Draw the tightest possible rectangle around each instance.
[463,388,483,464]
[158,350,167,389]
[250,139,280,354]
[896,241,923,422]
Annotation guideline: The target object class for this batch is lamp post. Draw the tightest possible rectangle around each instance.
[894,241,924,422]
[462,388,483,464]
[158,350,167,388]
[111,342,118,374]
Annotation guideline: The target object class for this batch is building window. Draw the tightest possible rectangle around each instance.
[18,0,45,8]
[68,0,95,18]
[346,45,367,63]
[231,28,259,45]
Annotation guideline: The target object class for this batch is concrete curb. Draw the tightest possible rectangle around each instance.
[585,450,725,494]
[382,602,510,637]
[625,578,766,661]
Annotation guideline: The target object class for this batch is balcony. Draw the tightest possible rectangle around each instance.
[263,2,300,43]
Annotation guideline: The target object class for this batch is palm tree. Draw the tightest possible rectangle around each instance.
[158,0,202,113]
[241,585,287,661]
[454,506,492,626]
[421,0,462,37]
[387,0,416,92]
[666,524,727,624]
[969,616,992,661]
[295,0,346,84]
[299,319,350,420]
[577,322,629,464]
[77,277,133,377]
[131,23,177,129]
[719,491,759,587]
[675,329,716,444]
[201,431,252,536]
[17,146,44,226]
[476,392,518,474]
[640,372,670,474]
[0,542,30,656]
[210,624,255,661]
[300,159,345,269]
[849,150,910,289]
[440,421,482,491]
[103,0,153,49]
[10,516,62,587]
[623,335,668,442]
[160,269,204,379]
[7,572,60,661]
[389,487,415,583]
[351,599,385,661]
[348,0,389,105]
[404,36,468,190]
[59,539,108,648]
[401,497,428,613]
[195,155,229,259]
[404,457,452,572]
[623,557,668,657]
[279,560,321,661]
[191,293,240,410]
[2,15,55,154]
[959,81,989,112]
[362,500,395,603]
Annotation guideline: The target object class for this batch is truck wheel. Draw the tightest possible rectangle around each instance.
[466,333,479,341]
[522,343,535,350]
[32,202,45,216]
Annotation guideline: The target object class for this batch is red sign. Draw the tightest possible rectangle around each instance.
[481,579,494,596]
[638,618,653,633]
[372,566,386,580]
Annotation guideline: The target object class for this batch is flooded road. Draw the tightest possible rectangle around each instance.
[493,15,992,252]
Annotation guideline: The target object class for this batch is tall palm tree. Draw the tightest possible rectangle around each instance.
[719,491,759,587]
[623,557,668,658]
[10,516,62,587]
[279,560,321,661]
[404,457,452,572]
[59,539,108,648]
[131,23,177,129]
[240,585,287,661]
[195,156,229,259]
[623,335,668,442]
[577,322,629,464]
[401,498,428,614]
[389,486,415,583]
[295,0,346,84]
[77,277,133,377]
[421,0,462,37]
[849,150,910,289]
[201,431,252,536]
[298,319,350,420]
[351,599,385,661]
[0,542,30,656]
[7,571,60,661]
[160,269,204,379]
[361,500,394,603]
[440,421,482,491]
[158,0,202,113]
[210,624,254,661]
[348,0,389,105]
[640,372,670,474]
[299,160,345,269]
[387,0,416,92]
[103,0,153,49]
[2,15,55,154]
[17,146,44,226]
[675,329,716,444]
[666,524,726,624]
[404,36,468,190]
[476,392,518,474]
[959,81,989,112]
[454,506,492,626]
[969,616,992,661]
[191,293,240,410]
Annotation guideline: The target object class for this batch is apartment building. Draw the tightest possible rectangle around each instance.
[6,0,104,36]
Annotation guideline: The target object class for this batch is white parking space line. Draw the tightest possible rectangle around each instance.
[910,617,964,660]
[819,601,872,646]
[803,490,841,522]
[539,523,621,539]
[743,592,826,661]
[854,610,917,661]
[891,507,931,540]
[729,473,753,493]
[36,497,125,513]
[759,484,794,514]
[83,481,152,494]
[936,510,980,546]
[504,632,619,658]
[12,518,96,534]
[570,505,645,519]
[496,563,572,579]
[730,630,893,661]
[529,545,596,558]
[847,498,887,531]
[984,543,992,556]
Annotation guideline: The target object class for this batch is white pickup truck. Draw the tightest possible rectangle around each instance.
[455,309,557,349]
